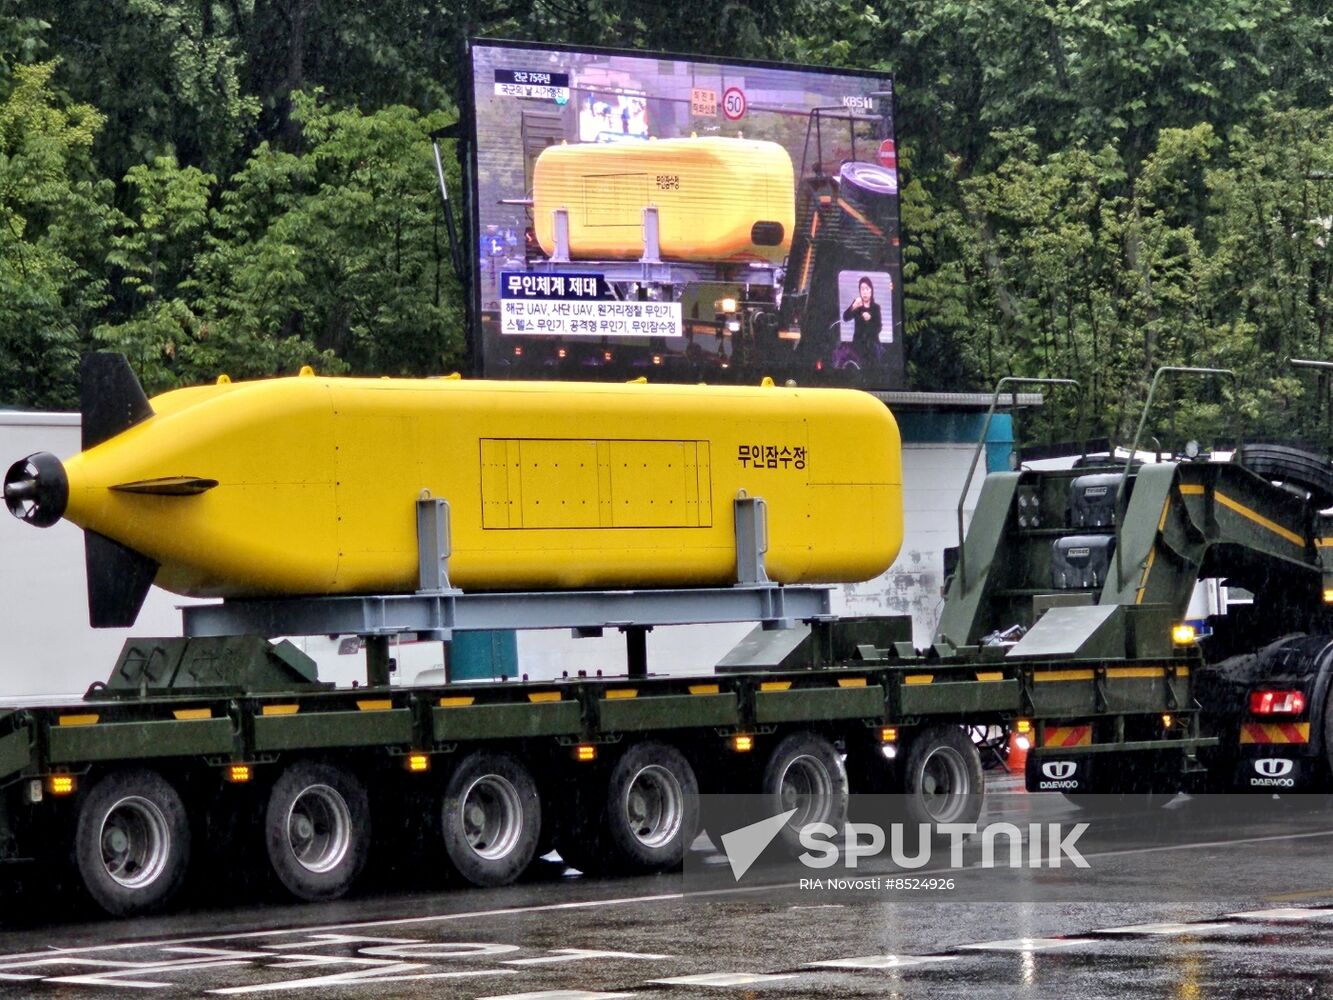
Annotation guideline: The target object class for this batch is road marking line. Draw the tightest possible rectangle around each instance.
[680,827,1333,906]
[647,972,798,986]
[502,949,669,966]
[1066,828,1333,863]
[1225,907,1333,922]
[7,828,1333,968]
[1093,922,1236,936]
[958,938,1097,952]
[807,955,959,970]
[0,895,685,963]
[211,967,516,994]
[477,992,635,1000]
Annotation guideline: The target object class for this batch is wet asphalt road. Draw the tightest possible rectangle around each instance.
[3,778,1333,999]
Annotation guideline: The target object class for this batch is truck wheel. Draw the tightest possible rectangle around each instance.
[1235,444,1333,508]
[265,761,369,902]
[761,732,848,850]
[74,768,191,916]
[602,741,699,874]
[441,751,541,887]
[901,725,984,827]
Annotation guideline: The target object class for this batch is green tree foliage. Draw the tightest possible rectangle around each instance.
[0,0,1328,449]
[784,0,1332,442]
[904,113,1332,444]
[188,96,462,380]
[38,0,258,180]
[93,96,462,392]
[0,62,116,407]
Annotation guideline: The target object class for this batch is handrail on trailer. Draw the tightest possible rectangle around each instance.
[953,377,1081,593]
[1112,366,1235,589]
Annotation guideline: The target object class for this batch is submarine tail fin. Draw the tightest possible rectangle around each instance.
[86,531,159,628]
[81,353,154,451]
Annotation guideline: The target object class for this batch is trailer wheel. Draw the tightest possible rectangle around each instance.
[264,761,369,902]
[441,751,541,887]
[901,725,984,827]
[1235,444,1333,509]
[603,741,700,874]
[761,732,848,850]
[74,768,191,916]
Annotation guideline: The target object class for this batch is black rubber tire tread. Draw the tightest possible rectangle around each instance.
[264,761,370,902]
[441,751,542,888]
[601,741,700,875]
[74,768,191,917]
[1235,444,1333,509]
[760,732,849,852]
[900,725,985,828]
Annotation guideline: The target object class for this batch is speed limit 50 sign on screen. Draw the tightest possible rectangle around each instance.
[722,86,747,120]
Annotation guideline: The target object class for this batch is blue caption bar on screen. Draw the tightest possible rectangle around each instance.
[501,272,608,300]
[494,69,571,88]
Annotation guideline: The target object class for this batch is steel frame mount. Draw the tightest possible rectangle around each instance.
[180,493,834,678]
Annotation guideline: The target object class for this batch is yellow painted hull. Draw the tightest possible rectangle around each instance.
[532,137,795,264]
[60,376,902,598]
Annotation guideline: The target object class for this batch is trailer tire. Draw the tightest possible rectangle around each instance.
[761,732,848,851]
[441,751,541,887]
[603,741,700,874]
[265,761,369,902]
[74,768,191,917]
[1235,444,1333,509]
[901,725,984,827]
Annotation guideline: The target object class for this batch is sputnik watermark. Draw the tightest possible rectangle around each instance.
[719,813,1091,882]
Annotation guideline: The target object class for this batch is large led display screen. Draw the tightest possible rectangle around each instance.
[469,40,903,389]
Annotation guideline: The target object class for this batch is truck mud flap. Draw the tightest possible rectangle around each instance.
[1025,754,1094,793]
[1236,752,1320,791]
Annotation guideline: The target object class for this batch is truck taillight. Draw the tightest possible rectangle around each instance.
[1249,690,1306,716]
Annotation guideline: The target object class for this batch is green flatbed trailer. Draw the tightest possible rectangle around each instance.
[0,614,1207,916]
[6,367,1332,918]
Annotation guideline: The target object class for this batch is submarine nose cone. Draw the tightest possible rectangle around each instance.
[4,452,69,527]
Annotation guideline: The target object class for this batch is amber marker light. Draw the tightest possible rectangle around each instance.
[880,727,898,743]
[406,753,430,773]
[574,745,597,762]
[1171,623,1197,645]
[48,775,76,796]
[226,764,252,783]
[732,734,754,753]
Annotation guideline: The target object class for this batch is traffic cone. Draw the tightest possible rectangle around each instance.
[1007,726,1030,775]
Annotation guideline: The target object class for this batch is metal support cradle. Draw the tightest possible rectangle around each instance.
[180,494,833,674]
